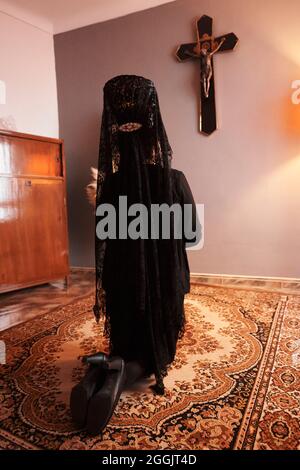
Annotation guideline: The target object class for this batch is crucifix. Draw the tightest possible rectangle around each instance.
[176,15,239,135]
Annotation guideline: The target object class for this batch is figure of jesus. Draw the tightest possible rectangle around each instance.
[187,37,226,98]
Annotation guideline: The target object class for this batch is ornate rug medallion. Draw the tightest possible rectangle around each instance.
[0,285,299,450]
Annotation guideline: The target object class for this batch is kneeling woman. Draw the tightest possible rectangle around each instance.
[71,75,198,435]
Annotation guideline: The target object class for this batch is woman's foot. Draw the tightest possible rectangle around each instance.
[124,360,145,387]
[70,365,105,427]
[71,353,125,428]
[86,357,126,436]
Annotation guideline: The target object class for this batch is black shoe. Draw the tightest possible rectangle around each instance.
[70,365,104,427]
[86,357,126,436]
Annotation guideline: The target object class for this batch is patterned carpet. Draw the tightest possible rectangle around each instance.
[0,285,299,450]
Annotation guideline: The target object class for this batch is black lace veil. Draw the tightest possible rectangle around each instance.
[94,75,185,393]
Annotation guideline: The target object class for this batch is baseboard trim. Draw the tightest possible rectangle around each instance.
[71,266,94,271]
[70,267,300,294]
[190,272,300,294]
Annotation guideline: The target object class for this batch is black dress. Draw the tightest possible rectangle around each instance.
[94,75,198,393]
[100,166,197,379]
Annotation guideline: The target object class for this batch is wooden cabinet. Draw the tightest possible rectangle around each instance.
[0,129,69,293]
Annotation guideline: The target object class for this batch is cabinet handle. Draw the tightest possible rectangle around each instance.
[25,180,32,187]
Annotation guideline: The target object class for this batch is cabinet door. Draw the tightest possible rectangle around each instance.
[0,176,69,291]
[0,135,63,177]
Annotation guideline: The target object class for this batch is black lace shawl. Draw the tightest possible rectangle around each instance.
[94,75,185,393]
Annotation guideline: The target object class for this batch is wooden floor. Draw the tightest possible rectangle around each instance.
[0,268,95,331]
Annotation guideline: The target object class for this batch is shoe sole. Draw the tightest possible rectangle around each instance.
[86,361,126,436]
[70,383,88,427]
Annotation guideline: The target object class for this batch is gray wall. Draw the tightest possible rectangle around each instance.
[54,0,300,277]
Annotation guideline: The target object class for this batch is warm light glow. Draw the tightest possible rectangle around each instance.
[29,153,53,175]
[273,39,300,68]
[284,97,300,135]
[260,154,300,194]
[252,8,300,68]
[236,152,300,216]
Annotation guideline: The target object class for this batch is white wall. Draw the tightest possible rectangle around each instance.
[0,11,58,137]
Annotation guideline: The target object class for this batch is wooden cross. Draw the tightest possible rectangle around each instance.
[176,15,239,135]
